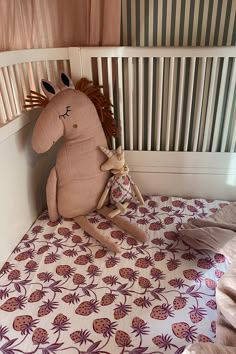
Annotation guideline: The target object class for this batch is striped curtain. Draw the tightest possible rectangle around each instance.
[121,0,236,47]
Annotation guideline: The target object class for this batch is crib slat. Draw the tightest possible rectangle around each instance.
[128,57,133,150]
[184,57,196,151]
[36,62,46,94]
[118,58,125,149]
[2,67,16,118]
[147,58,153,151]
[138,57,143,150]
[63,60,70,76]
[155,58,164,151]
[27,62,37,92]
[0,68,13,120]
[193,58,207,152]
[230,103,236,152]
[211,57,229,152]
[221,58,236,152]
[31,61,40,93]
[131,0,136,45]
[97,57,104,94]
[22,63,31,96]
[202,57,218,152]
[107,57,116,150]
[14,64,25,109]
[0,92,7,124]
[122,0,128,46]
[8,65,21,115]
[165,57,175,151]
[175,57,186,151]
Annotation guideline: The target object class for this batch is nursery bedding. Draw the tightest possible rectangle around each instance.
[0,196,229,354]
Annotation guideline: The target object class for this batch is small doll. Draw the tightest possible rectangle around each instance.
[97,145,144,218]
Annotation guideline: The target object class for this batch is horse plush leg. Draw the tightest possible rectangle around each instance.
[46,167,59,222]
[99,206,149,243]
[75,216,121,253]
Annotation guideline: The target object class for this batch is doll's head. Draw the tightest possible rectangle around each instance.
[99,145,129,175]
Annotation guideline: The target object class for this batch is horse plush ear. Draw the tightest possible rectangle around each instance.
[41,79,60,100]
[59,72,75,90]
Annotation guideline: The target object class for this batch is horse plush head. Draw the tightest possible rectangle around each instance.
[28,73,118,153]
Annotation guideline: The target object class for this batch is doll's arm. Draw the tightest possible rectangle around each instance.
[46,167,59,222]
[97,187,109,210]
[132,183,145,205]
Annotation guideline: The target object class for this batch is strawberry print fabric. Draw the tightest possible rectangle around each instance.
[106,174,134,204]
[0,196,229,354]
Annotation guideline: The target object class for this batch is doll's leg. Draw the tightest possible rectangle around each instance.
[108,202,129,218]
[99,206,149,242]
[75,215,121,253]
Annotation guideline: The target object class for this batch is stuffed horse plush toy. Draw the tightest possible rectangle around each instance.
[27,73,149,253]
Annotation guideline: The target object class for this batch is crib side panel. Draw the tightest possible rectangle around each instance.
[0,112,58,269]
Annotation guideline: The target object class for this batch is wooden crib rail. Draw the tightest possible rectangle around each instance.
[0,48,71,127]
[0,46,235,153]
[79,46,236,153]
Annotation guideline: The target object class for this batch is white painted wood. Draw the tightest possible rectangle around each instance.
[8,65,21,115]
[14,64,25,110]
[0,48,70,68]
[221,58,236,152]
[97,57,104,93]
[125,151,236,201]
[118,57,125,149]
[166,57,175,151]
[175,0,181,46]
[230,103,236,152]
[63,60,70,76]
[2,66,16,118]
[184,57,196,151]
[0,68,12,120]
[76,46,236,59]
[0,92,7,124]
[68,47,82,82]
[140,0,145,46]
[138,57,143,150]
[131,0,136,46]
[155,57,164,151]
[128,57,133,150]
[211,57,229,152]
[183,0,190,46]
[31,61,40,93]
[147,58,153,151]
[202,57,218,152]
[157,0,163,46]
[175,58,185,151]
[0,110,58,269]
[122,0,128,46]
[193,58,206,151]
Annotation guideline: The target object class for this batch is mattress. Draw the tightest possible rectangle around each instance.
[0,196,229,354]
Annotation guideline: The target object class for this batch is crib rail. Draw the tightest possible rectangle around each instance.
[80,47,236,153]
[0,46,235,153]
[0,48,71,126]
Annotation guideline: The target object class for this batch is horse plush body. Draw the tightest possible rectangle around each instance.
[30,73,148,252]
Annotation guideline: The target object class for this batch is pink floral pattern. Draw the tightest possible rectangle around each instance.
[0,196,229,354]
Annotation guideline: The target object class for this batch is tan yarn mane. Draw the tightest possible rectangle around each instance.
[24,78,118,146]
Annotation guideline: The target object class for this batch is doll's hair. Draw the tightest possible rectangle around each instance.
[24,77,118,146]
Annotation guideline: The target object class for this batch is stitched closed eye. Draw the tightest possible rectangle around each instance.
[59,105,71,119]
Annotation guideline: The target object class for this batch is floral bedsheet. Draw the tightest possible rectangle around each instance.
[0,196,229,354]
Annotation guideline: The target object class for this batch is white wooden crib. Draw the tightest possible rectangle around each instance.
[0,46,235,266]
